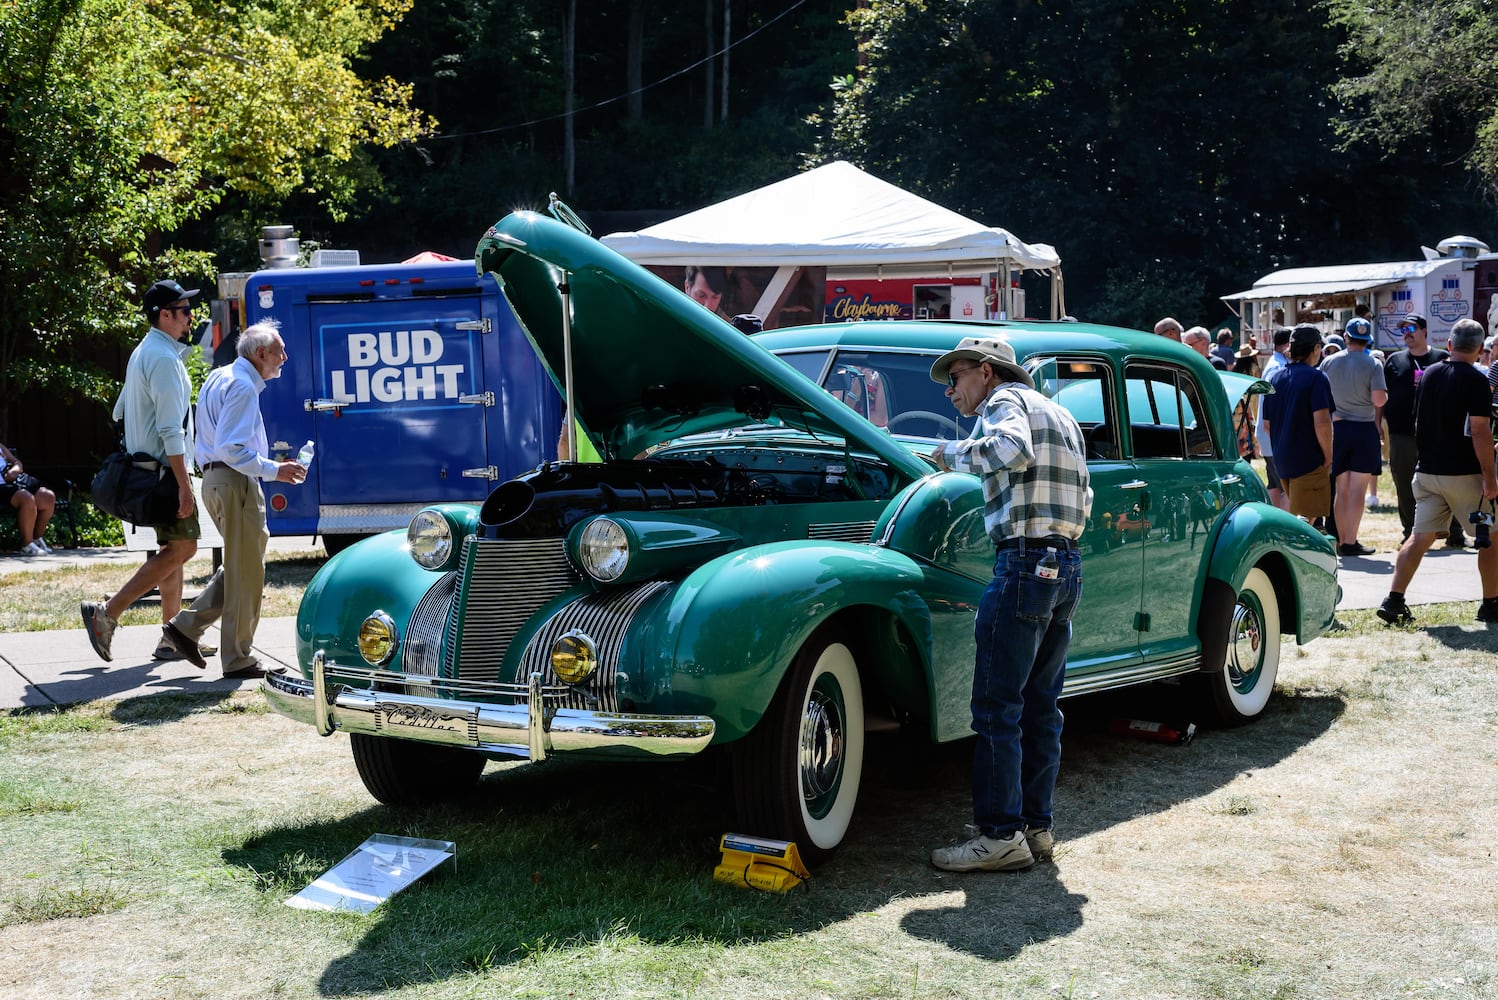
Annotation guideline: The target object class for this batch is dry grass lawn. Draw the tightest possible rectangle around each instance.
[2,614,1496,998]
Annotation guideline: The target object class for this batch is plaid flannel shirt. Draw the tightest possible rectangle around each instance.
[936,383,1093,544]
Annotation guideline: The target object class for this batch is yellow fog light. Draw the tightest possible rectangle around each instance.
[550,629,598,684]
[358,611,398,666]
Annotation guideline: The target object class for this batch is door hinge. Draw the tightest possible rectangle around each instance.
[458,391,495,407]
[305,398,350,413]
[455,318,491,333]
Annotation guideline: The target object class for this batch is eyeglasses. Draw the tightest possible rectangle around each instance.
[1399,324,1417,334]
[946,365,981,388]
[162,304,194,315]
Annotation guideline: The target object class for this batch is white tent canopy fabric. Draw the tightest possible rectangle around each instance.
[1221,259,1456,303]
[600,161,1060,279]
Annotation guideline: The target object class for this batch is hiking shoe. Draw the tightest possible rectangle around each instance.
[80,601,118,662]
[1024,826,1055,862]
[931,831,1034,872]
[1337,542,1375,557]
[1376,596,1414,626]
[160,622,207,669]
[1477,599,1498,623]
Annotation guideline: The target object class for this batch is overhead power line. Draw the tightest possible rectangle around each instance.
[430,0,809,142]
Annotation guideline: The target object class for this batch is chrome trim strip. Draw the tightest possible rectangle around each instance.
[263,661,715,762]
[875,472,943,547]
[1061,653,1199,698]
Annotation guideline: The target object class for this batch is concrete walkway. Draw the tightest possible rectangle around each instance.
[0,538,1488,710]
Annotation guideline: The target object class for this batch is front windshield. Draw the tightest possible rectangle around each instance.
[804,349,978,442]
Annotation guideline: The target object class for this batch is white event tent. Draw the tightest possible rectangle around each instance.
[600,161,1064,321]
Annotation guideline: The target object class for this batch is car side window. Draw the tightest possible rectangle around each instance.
[1028,357,1120,460]
[1124,364,1217,459]
[775,350,831,384]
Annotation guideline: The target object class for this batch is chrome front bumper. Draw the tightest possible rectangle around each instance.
[261,651,715,762]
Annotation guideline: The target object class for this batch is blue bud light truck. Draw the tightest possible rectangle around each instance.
[238,257,561,552]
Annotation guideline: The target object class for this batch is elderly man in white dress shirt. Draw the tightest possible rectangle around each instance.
[158,322,305,678]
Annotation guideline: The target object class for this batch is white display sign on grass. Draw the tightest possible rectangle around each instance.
[287,834,456,914]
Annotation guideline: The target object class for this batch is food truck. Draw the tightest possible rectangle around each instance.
[210,228,559,552]
[1221,235,1498,351]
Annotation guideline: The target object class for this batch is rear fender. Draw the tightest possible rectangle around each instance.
[1198,502,1338,667]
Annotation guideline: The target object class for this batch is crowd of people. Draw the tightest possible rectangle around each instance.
[1156,308,1498,625]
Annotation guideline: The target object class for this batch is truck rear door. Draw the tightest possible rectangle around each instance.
[310,295,492,507]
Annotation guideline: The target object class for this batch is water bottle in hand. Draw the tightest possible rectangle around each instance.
[297,439,315,469]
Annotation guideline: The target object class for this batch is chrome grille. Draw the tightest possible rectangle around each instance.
[444,536,581,685]
[403,571,457,677]
[518,581,669,711]
[808,521,877,543]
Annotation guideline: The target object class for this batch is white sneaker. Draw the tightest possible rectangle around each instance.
[931,831,1034,872]
[1365,495,1378,509]
[35,539,53,553]
[19,540,44,557]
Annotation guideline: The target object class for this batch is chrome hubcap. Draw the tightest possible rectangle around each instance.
[799,687,844,806]
[1227,596,1265,693]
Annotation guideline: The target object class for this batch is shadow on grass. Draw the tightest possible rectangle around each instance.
[220,682,1344,989]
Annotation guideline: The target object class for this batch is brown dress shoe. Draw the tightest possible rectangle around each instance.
[223,661,266,680]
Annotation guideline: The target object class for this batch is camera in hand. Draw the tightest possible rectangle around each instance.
[1469,509,1493,549]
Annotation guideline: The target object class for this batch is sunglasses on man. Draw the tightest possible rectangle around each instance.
[946,365,982,388]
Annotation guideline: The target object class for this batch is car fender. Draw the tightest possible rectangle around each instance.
[1198,501,1339,664]
[296,529,436,671]
[654,540,935,743]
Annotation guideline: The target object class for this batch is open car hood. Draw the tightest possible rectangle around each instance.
[476,212,931,481]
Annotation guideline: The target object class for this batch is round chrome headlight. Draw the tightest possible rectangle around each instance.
[578,517,630,582]
[358,611,398,666]
[550,629,598,684]
[407,509,453,569]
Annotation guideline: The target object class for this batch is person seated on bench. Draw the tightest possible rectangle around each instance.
[1,441,57,556]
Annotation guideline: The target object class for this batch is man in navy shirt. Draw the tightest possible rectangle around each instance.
[1378,319,1498,625]
[1262,325,1335,520]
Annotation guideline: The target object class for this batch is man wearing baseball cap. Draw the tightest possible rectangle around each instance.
[1384,312,1466,547]
[1320,317,1387,556]
[1262,325,1335,520]
[926,336,1092,873]
[80,279,203,662]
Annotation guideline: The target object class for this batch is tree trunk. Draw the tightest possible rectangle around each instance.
[627,0,643,120]
[703,0,714,128]
[720,0,730,123]
[563,0,576,190]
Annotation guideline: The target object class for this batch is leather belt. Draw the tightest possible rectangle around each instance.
[997,535,1078,552]
[202,461,230,472]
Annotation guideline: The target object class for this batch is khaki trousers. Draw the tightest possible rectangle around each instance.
[171,465,268,673]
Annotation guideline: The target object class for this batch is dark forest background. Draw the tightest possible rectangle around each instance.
[189,0,1498,332]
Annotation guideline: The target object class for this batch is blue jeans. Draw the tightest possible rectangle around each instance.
[971,545,1083,838]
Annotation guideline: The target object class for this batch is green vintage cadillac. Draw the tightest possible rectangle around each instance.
[263,212,1338,862]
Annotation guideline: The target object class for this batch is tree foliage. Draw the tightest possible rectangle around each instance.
[817,0,1498,328]
[1330,0,1498,199]
[0,0,427,433]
